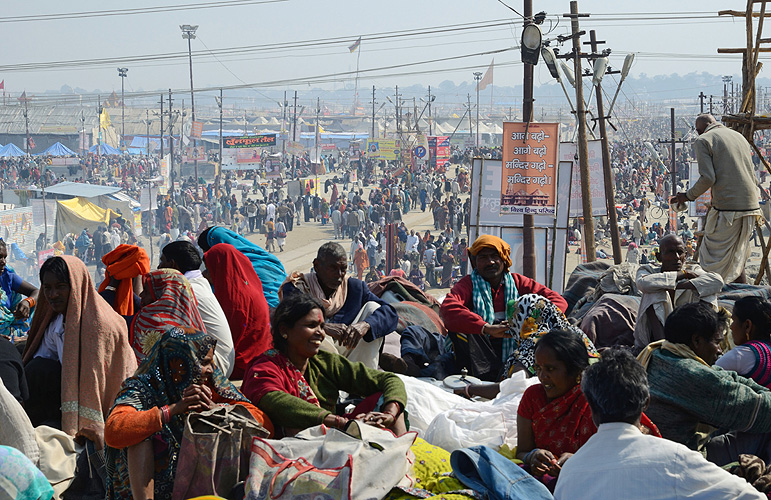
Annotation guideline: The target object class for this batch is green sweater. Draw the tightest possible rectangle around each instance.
[646,349,771,452]
[259,350,407,430]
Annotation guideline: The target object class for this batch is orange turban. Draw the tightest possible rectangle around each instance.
[98,244,150,315]
[468,235,512,268]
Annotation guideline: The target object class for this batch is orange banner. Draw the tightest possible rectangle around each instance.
[500,122,559,216]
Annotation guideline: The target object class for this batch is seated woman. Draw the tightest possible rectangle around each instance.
[0,239,39,342]
[130,269,206,362]
[242,293,407,437]
[198,225,287,308]
[203,243,271,379]
[640,302,771,465]
[516,330,658,480]
[23,256,137,434]
[716,296,771,388]
[105,328,272,500]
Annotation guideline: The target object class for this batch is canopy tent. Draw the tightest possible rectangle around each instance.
[38,142,76,156]
[53,196,119,243]
[0,143,26,157]
[89,143,121,155]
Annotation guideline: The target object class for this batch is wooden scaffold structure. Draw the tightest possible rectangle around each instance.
[718,0,771,284]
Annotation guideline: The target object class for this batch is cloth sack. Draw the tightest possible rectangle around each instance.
[171,405,270,500]
[246,421,417,500]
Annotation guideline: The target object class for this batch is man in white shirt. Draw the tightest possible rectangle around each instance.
[159,241,236,377]
[405,229,419,254]
[555,348,763,500]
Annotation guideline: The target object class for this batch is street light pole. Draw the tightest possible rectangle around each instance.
[180,24,199,198]
[473,72,482,148]
[215,89,223,222]
[117,67,128,151]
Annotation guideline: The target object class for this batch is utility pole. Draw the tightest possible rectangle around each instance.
[168,89,175,202]
[315,97,321,186]
[587,29,621,264]
[181,25,199,198]
[395,86,402,169]
[467,93,473,145]
[118,67,128,150]
[698,91,706,113]
[281,91,287,160]
[371,85,376,138]
[23,98,30,155]
[217,88,223,220]
[145,109,150,157]
[159,94,164,160]
[709,95,713,114]
[521,0,536,277]
[97,95,102,160]
[670,108,677,198]
[474,72,482,147]
[566,0,596,262]
[292,90,298,180]
[427,85,433,136]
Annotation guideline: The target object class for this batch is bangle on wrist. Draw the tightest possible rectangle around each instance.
[161,405,171,425]
[24,297,35,308]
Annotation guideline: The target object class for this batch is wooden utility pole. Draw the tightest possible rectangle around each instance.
[587,30,622,263]
[522,0,536,278]
[371,86,376,138]
[567,1,596,262]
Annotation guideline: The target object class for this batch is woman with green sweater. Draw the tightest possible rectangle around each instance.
[242,292,407,437]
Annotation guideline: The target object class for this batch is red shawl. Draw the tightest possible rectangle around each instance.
[241,349,320,406]
[205,243,272,379]
[521,384,596,457]
[130,269,205,362]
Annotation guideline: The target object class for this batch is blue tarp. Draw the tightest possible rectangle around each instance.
[38,142,76,156]
[0,143,27,157]
[89,144,122,155]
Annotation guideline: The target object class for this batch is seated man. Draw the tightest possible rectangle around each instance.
[556,348,763,500]
[440,235,567,381]
[158,240,236,378]
[640,302,771,466]
[279,242,398,369]
[633,234,723,354]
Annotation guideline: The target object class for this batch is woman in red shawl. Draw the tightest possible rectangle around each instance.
[516,330,660,483]
[130,269,205,362]
[204,243,271,379]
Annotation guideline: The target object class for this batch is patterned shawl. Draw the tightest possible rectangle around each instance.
[531,384,596,457]
[106,328,247,500]
[470,269,518,361]
[23,255,136,436]
[130,269,205,362]
[279,270,349,318]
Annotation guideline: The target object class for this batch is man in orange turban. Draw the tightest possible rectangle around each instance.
[440,234,567,381]
[98,244,150,316]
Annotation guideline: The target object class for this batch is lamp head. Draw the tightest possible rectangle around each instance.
[560,60,576,88]
[541,47,560,80]
[592,57,608,86]
[621,53,635,79]
[520,24,542,65]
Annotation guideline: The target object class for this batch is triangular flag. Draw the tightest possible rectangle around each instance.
[348,36,362,53]
[18,91,28,102]
[0,81,5,90]
[476,60,494,91]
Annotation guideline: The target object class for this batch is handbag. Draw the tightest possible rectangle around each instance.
[277,231,287,238]
[246,421,417,500]
[171,405,270,500]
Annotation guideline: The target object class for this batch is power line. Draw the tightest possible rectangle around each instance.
[0,0,288,24]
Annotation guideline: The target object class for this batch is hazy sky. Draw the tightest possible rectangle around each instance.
[0,1,757,103]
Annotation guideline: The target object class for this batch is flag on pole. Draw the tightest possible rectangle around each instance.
[0,81,5,90]
[100,109,111,128]
[18,91,29,102]
[348,36,362,53]
[476,59,494,91]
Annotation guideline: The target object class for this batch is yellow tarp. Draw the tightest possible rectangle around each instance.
[54,197,118,242]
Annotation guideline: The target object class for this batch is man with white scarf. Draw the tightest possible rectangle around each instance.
[279,242,398,369]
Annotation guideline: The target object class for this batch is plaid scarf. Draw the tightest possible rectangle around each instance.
[470,269,518,361]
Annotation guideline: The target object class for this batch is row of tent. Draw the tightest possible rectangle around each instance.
[0,142,122,158]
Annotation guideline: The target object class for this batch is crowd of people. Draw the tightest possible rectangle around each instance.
[2,113,771,499]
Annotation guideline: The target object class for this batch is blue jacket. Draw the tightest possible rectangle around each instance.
[283,277,398,340]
